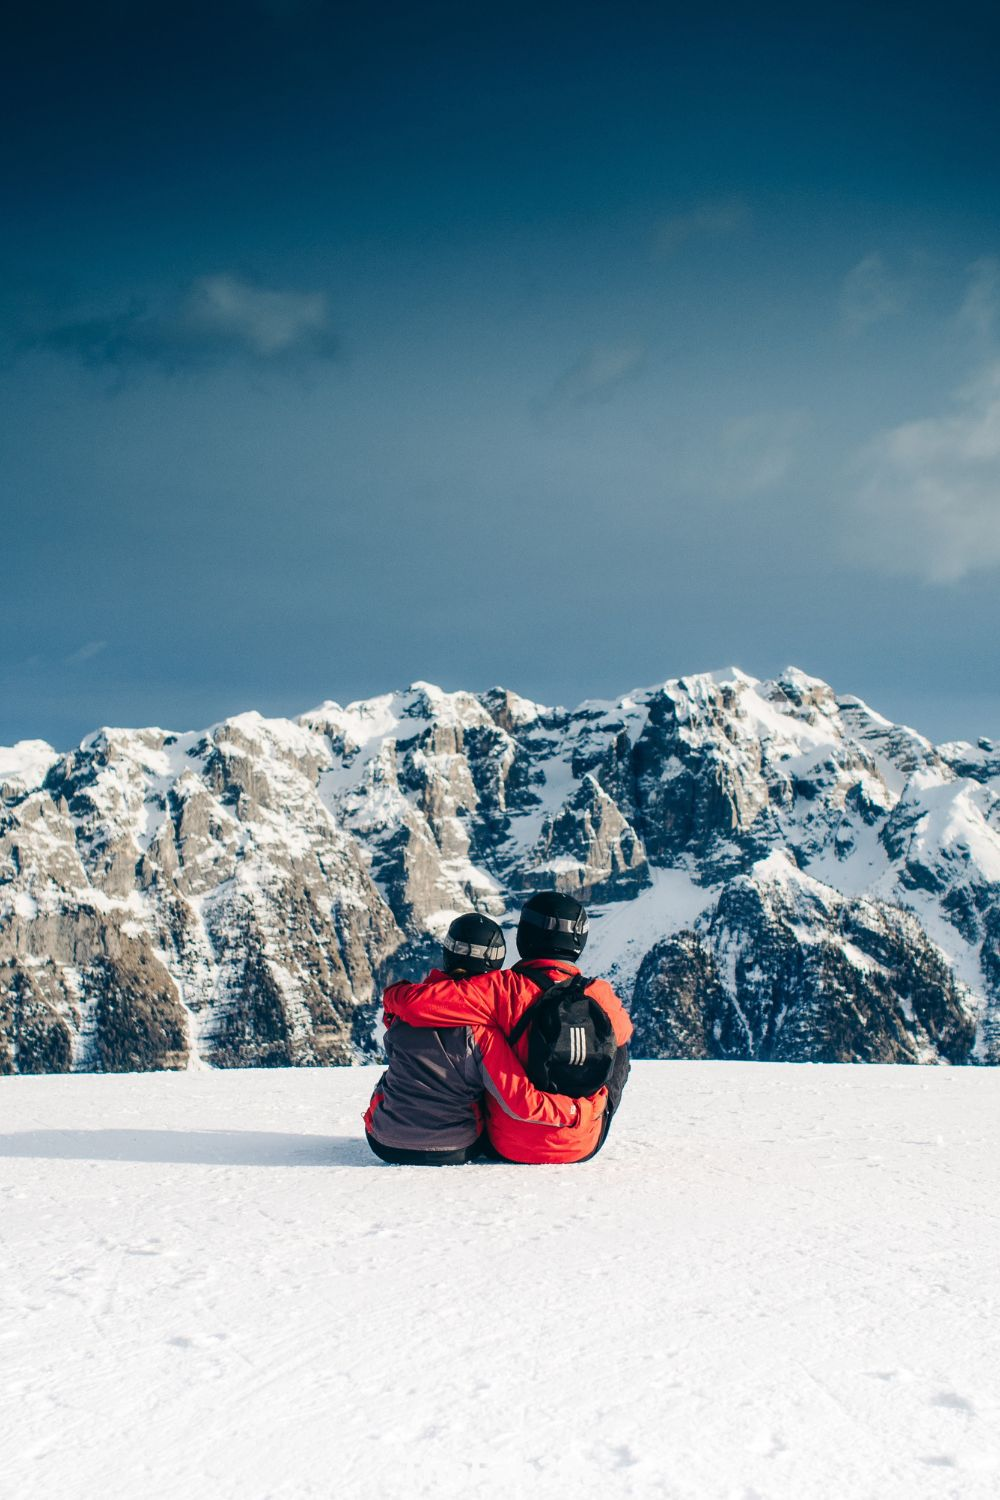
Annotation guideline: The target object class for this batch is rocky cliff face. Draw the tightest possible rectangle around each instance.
[1,667,997,1072]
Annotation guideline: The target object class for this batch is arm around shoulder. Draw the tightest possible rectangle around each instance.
[383,971,497,1028]
[475,1026,586,1127]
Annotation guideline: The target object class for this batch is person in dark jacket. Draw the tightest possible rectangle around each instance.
[384,892,631,1164]
[364,912,582,1164]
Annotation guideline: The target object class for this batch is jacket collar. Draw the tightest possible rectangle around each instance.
[514,957,579,975]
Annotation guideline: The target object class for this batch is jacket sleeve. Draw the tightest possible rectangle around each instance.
[473,1027,605,1128]
[383,973,496,1028]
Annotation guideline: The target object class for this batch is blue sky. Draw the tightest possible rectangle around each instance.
[3,0,1000,747]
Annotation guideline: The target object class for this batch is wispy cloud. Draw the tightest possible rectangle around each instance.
[720,410,810,494]
[544,341,646,408]
[653,196,750,257]
[697,410,810,499]
[958,257,1000,342]
[27,274,339,374]
[65,640,107,665]
[852,363,1000,582]
[839,253,910,333]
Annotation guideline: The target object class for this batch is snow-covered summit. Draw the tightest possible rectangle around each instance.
[0,739,60,795]
[2,665,999,1072]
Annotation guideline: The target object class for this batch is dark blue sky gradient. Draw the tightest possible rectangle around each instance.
[3,1,1000,746]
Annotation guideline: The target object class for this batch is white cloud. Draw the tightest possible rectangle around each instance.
[65,640,108,665]
[653,196,750,256]
[839,253,909,333]
[545,341,646,407]
[853,363,1000,582]
[180,275,331,357]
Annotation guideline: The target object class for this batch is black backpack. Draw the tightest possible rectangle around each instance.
[508,968,617,1098]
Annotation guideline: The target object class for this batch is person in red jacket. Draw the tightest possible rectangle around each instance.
[365,912,585,1164]
[383,892,632,1164]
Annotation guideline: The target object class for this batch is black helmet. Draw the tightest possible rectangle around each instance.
[516,891,588,961]
[441,912,506,976]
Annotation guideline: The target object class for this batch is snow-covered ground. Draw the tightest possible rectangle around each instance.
[2,1063,998,1500]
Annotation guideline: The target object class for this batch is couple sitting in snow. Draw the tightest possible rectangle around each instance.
[364,892,632,1165]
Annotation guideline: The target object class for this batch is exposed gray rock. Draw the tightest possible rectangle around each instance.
[630,934,725,1059]
[0,961,74,1074]
[1,667,998,1071]
[631,870,977,1066]
[90,942,189,1073]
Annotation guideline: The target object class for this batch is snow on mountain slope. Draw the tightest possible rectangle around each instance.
[2,666,999,1072]
[1,1063,998,1499]
[0,740,60,794]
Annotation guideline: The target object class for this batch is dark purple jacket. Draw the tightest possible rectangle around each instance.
[365,1022,485,1152]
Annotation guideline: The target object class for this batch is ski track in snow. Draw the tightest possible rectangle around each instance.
[1,1063,998,1500]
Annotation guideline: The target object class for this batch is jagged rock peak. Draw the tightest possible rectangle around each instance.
[2,665,999,1072]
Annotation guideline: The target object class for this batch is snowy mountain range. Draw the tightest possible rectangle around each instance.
[2,666,998,1073]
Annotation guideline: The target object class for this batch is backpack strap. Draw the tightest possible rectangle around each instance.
[507,968,593,1048]
[507,967,558,1048]
[512,966,560,990]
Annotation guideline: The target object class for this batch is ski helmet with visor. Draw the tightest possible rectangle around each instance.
[441,912,506,976]
[515,891,589,961]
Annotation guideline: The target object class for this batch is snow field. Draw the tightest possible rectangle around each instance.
[1,1062,998,1500]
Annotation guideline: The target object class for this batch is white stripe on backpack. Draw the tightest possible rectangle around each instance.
[568,1026,587,1066]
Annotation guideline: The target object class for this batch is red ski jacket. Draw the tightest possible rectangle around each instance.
[383,959,632,1163]
[363,999,584,1152]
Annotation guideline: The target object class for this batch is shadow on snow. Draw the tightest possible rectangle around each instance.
[0,1129,377,1168]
